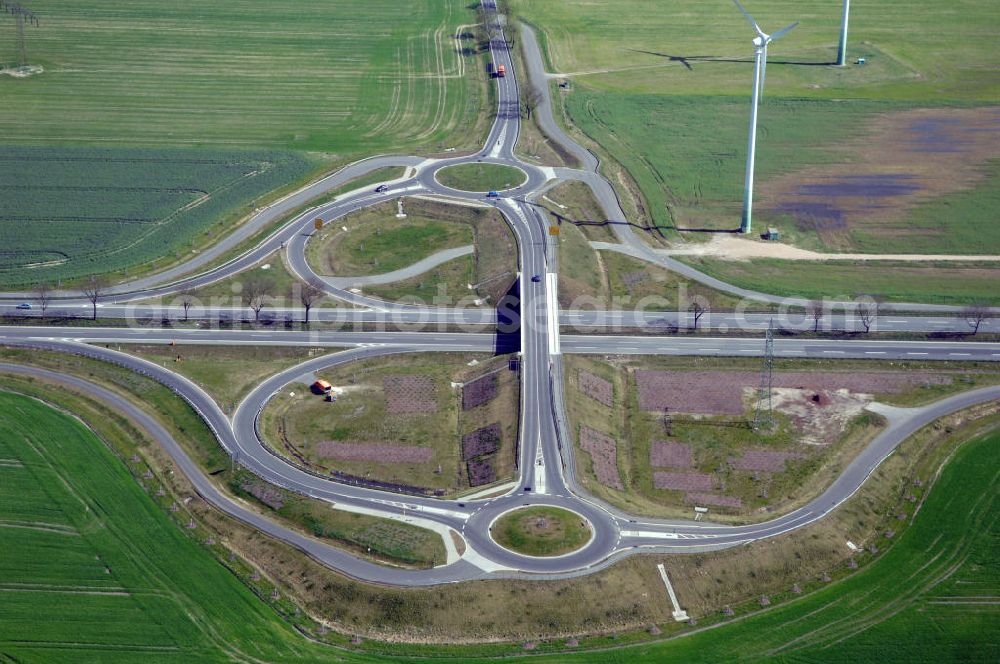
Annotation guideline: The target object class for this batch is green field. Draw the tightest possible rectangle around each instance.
[0,0,488,288]
[0,391,331,661]
[436,163,528,192]
[491,506,592,557]
[0,145,314,288]
[515,0,1000,301]
[513,0,999,101]
[2,388,997,661]
[0,1,486,153]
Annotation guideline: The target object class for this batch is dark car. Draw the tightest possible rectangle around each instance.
[374,184,389,193]
[530,274,541,283]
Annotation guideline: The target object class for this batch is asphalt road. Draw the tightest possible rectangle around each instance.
[0,2,997,587]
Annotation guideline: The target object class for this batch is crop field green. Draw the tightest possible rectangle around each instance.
[0,390,333,661]
[514,0,999,101]
[0,0,488,289]
[0,0,487,153]
[0,145,314,288]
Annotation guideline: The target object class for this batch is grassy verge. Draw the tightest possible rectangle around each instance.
[363,254,479,305]
[436,163,527,192]
[120,344,321,413]
[326,166,406,199]
[491,506,592,557]
[260,353,520,496]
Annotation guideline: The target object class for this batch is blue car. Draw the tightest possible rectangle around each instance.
[486,190,500,198]
[16,303,32,310]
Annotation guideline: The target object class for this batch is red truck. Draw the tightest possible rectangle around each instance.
[496,63,506,78]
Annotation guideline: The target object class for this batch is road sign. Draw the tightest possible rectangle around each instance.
[548,225,560,236]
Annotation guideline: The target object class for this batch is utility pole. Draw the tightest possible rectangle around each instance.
[753,319,775,430]
[0,1,39,67]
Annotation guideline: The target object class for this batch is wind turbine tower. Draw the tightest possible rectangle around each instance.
[837,0,851,66]
[732,0,798,235]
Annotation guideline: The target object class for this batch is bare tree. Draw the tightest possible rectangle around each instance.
[82,276,108,321]
[179,287,197,322]
[299,279,325,325]
[807,300,824,333]
[961,302,990,335]
[522,86,543,120]
[242,276,273,322]
[856,294,881,334]
[33,282,52,318]
[689,302,707,331]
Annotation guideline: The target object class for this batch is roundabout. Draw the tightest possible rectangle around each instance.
[490,506,593,558]
[434,162,528,192]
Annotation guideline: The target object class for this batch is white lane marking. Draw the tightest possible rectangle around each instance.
[546,272,561,356]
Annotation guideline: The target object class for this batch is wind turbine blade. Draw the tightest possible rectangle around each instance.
[731,0,764,35]
[769,21,799,42]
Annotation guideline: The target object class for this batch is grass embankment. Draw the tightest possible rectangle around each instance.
[436,163,528,192]
[308,198,518,305]
[327,166,406,199]
[564,354,1000,520]
[1,374,997,658]
[491,507,592,557]
[260,353,520,496]
[0,348,446,569]
[121,345,320,413]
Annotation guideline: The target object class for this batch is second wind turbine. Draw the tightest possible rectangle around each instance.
[733,0,797,235]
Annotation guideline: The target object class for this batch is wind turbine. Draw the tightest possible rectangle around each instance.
[837,0,850,66]
[732,0,798,235]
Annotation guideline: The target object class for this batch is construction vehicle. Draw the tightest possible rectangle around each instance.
[311,379,333,395]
